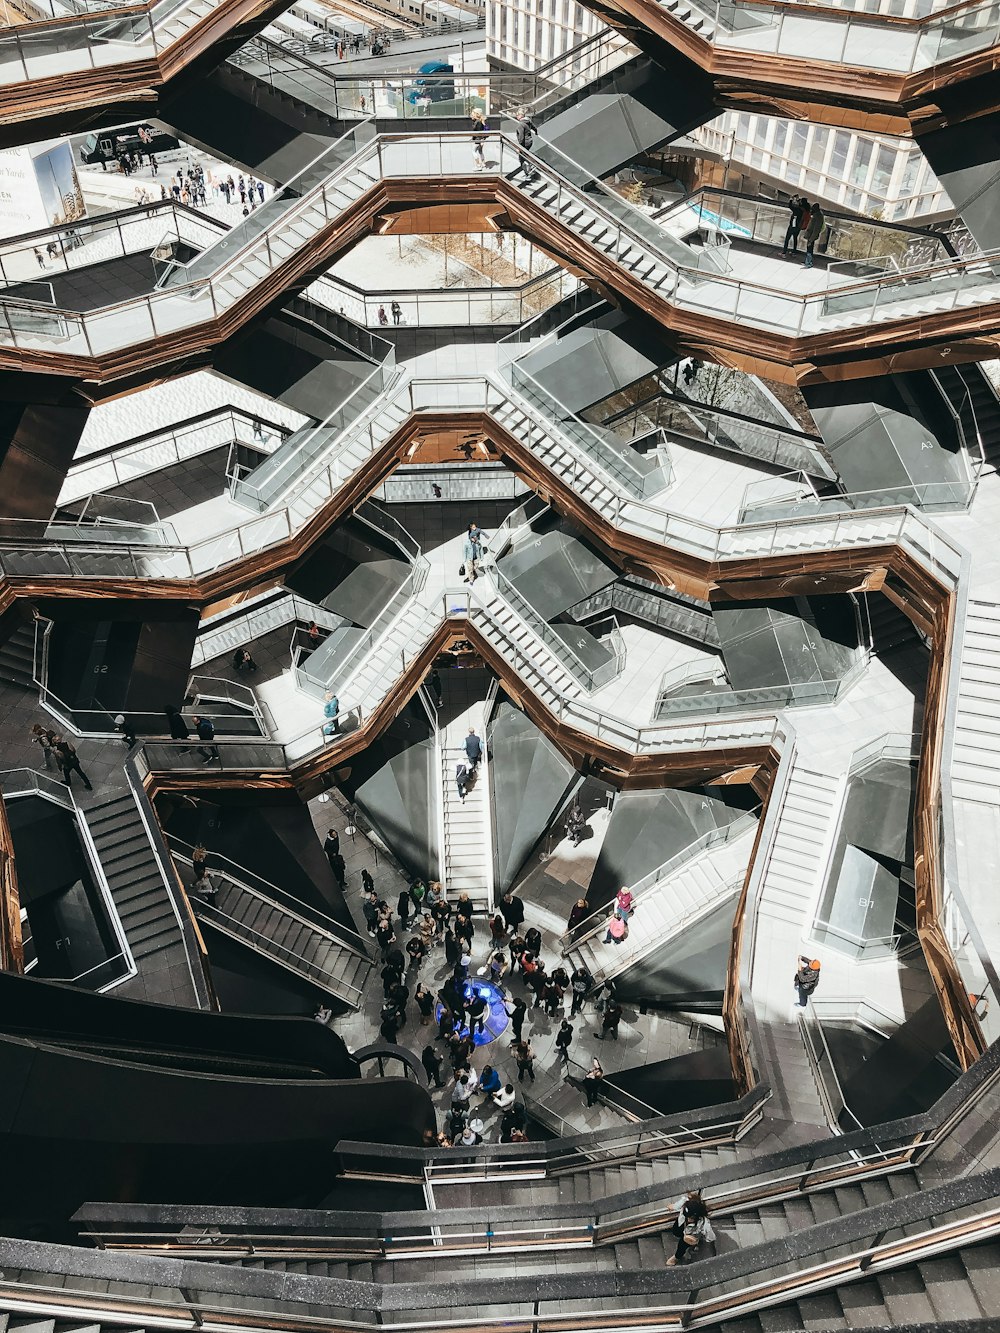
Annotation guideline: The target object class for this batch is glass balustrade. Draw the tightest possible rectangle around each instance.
[0,0,227,86]
[1,0,996,101]
[602,391,834,479]
[740,475,977,520]
[492,565,625,691]
[657,0,1000,72]
[0,134,994,357]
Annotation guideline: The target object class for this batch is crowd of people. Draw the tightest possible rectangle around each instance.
[345,835,637,1145]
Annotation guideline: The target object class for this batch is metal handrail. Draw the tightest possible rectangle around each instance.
[4,133,998,359]
[20,1174,1000,1330]
[170,838,369,956]
[559,815,758,950]
[190,895,366,1002]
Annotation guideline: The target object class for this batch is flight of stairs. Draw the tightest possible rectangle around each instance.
[85,792,195,997]
[208,159,380,311]
[195,877,373,1007]
[478,586,585,704]
[256,379,409,522]
[0,622,36,692]
[717,1236,1000,1330]
[659,0,717,38]
[153,0,218,44]
[867,593,921,654]
[490,393,630,516]
[564,825,756,984]
[754,766,843,929]
[440,745,490,911]
[168,1163,930,1288]
[952,598,1000,804]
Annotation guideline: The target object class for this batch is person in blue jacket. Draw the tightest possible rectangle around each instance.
[322,690,340,738]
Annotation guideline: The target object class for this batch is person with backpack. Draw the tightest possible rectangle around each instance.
[795,955,822,1007]
[470,107,489,170]
[513,1039,535,1083]
[570,965,593,1015]
[666,1191,715,1265]
[52,735,93,791]
[507,106,538,182]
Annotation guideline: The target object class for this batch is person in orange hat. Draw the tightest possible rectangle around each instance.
[794,955,821,1008]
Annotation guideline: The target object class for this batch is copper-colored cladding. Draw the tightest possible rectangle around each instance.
[0,0,288,134]
[586,0,1000,133]
[375,202,508,235]
[0,795,23,975]
[9,177,1000,390]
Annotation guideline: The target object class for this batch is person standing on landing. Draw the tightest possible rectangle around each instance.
[470,107,489,170]
[782,195,806,253]
[802,202,825,268]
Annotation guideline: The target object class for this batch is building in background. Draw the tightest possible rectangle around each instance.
[694,112,950,224]
[487,0,603,67]
[487,0,952,224]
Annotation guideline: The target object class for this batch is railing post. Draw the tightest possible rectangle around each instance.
[859,1232,887,1271]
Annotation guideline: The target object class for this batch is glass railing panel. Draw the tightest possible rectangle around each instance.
[507,364,654,496]
[822,253,1000,318]
[0,32,29,85]
[83,298,155,354]
[231,366,390,513]
[187,530,244,574]
[917,0,1000,64]
[1,301,84,349]
[742,477,975,521]
[150,283,218,336]
[654,676,847,718]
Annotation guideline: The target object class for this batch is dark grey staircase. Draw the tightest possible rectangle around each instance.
[3,1321,147,1333]
[194,875,373,1008]
[755,1019,830,1139]
[0,622,37,691]
[85,792,201,1007]
[199,1165,925,1286]
[715,1237,1000,1330]
[867,593,921,654]
[935,363,1000,472]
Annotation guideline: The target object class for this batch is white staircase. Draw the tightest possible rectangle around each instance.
[440,744,490,911]
[491,394,625,514]
[748,761,843,1023]
[478,583,586,704]
[565,825,757,984]
[755,766,843,926]
[153,0,219,44]
[952,599,1000,805]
